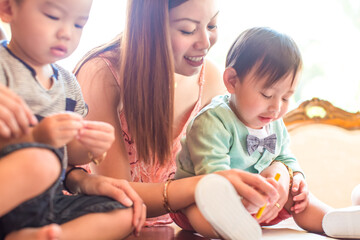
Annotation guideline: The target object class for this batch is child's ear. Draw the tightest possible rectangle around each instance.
[223,67,239,94]
[0,0,13,23]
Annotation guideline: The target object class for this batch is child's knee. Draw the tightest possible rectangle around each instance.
[15,147,62,183]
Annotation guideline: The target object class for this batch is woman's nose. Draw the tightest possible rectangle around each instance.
[194,30,211,50]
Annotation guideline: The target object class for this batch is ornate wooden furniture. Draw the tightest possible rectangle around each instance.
[284,98,360,208]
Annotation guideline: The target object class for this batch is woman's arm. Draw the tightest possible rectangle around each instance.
[66,166,279,218]
[76,57,132,179]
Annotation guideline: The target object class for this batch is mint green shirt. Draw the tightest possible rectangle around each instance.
[175,95,303,179]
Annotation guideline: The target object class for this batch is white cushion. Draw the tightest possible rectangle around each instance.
[289,123,360,208]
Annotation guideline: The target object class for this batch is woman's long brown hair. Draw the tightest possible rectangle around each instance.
[74,0,188,166]
[121,0,176,165]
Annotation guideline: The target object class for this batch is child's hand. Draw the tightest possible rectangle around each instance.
[290,173,309,214]
[33,112,83,148]
[76,120,115,158]
[0,84,38,138]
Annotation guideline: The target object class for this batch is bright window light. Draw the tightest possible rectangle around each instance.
[46,0,360,113]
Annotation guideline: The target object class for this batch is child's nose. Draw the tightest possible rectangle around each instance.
[269,99,281,113]
[57,25,72,40]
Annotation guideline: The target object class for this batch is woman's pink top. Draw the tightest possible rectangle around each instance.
[100,54,205,226]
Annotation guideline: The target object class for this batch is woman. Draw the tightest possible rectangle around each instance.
[70,0,289,237]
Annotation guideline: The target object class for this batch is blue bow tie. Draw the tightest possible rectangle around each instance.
[246,133,277,155]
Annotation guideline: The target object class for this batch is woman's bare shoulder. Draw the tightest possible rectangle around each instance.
[76,56,109,79]
[202,59,227,105]
[76,55,120,87]
[76,56,121,107]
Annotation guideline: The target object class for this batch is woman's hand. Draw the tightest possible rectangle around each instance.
[0,84,38,138]
[215,169,279,213]
[256,177,288,224]
[257,161,290,223]
[73,172,146,236]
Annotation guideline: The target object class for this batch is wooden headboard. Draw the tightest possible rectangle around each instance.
[283,98,360,208]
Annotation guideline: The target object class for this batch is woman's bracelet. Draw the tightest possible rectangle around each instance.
[63,167,88,194]
[163,179,177,213]
[271,160,293,189]
[88,151,107,165]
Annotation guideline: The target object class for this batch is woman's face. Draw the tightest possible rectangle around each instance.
[169,0,219,76]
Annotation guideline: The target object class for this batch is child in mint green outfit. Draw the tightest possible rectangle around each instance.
[173,27,331,240]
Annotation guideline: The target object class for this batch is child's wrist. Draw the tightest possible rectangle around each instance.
[64,166,88,194]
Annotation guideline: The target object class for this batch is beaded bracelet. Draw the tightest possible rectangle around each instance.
[63,167,88,194]
[163,179,177,213]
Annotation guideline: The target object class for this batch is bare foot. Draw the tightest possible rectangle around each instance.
[5,224,62,240]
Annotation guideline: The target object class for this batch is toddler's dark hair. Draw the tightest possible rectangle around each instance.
[226,27,302,88]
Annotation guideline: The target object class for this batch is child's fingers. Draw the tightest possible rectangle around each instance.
[78,127,114,142]
[50,111,83,122]
[58,121,84,131]
[77,126,115,154]
[0,98,32,137]
[77,131,113,153]
[291,200,307,214]
[13,95,38,127]
[292,177,301,192]
[0,112,16,138]
[82,120,114,133]
[0,120,11,138]
[46,113,83,131]
[0,85,38,129]
[293,191,307,202]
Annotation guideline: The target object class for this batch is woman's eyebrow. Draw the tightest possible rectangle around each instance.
[173,10,219,24]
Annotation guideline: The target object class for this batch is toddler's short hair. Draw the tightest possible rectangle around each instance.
[226,27,302,88]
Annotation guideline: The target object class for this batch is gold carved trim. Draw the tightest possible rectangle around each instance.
[284,98,360,132]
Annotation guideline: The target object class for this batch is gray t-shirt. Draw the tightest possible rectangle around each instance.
[0,40,88,168]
